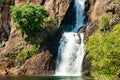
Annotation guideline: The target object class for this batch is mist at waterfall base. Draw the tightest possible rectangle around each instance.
[55,0,86,77]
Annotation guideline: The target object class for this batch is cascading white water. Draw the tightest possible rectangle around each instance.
[55,0,86,76]
[73,0,86,32]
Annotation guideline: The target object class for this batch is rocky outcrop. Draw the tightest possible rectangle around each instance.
[0,0,72,76]
[19,50,55,76]
[0,58,14,76]
[0,0,71,43]
[15,0,71,26]
[0,50,55,76]
[85,0,120,39]
[0,0,72,52]
[0,21,30,59]
[83,0,120,77]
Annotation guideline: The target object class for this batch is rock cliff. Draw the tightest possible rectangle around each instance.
[0,0,120,76]
[0,0,71,76]
[83,0,120,77]
[85,0,120,39]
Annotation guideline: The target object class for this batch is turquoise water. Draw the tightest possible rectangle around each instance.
[0,76,91,80]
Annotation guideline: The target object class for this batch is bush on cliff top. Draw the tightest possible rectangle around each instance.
[11,4,49,36]
[86,23,120,79]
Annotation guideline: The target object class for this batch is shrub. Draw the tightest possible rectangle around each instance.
[98,14,110,32]
[86,23,120,79]
[16,45,40,64]
[11,4,49,36]
[115,0,120,3]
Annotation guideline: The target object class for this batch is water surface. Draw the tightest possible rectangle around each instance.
[0,76,92,80]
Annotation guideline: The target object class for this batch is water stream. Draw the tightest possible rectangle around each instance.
[55,0,86,76]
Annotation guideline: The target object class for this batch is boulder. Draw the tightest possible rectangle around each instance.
[19,50,55,76]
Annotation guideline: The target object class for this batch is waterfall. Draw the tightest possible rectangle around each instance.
[73,0,86,32]
[55,0,86,76]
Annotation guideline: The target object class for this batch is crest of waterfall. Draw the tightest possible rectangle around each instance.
[55,0,86,76]
[72,0,86,32]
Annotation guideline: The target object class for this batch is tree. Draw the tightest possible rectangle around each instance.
[86,23,120,79]
[11,4,50,36]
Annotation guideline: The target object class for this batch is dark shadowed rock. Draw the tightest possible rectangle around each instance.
[85,0,90,12]
[0,0,14,43]
[84,22,98,40]
[78,26,86,33]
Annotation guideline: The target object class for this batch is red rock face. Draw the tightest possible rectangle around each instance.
[0,0,71,50]
[19,50,55,76]
[0,0,72,76]
[85,0,120,40]
[15,0,43,6]
[58,0,71,25]
[14,0,71,26]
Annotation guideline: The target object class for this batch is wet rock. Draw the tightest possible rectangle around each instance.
[78,26,86,33]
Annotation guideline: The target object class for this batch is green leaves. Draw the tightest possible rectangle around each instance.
[16,45,40,64]
[98,14,110,32]
[11,4,50,36]
[10,4,52,64]
[86,23,120,79]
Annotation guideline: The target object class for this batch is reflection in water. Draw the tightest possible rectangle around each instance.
[0,76,86,80]
[55,76,84,80]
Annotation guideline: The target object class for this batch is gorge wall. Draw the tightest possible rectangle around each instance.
[0,0,120,76]
[0,0,72,76]
[85,0,120,39]
[83,0,120,77]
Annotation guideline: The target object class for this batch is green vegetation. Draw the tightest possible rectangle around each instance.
[11,4,49,36]
[98,13,110,32]
[16,45,39,64]
[86,23,120,79]
[115,0,120,3]
[10,4,56,64]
